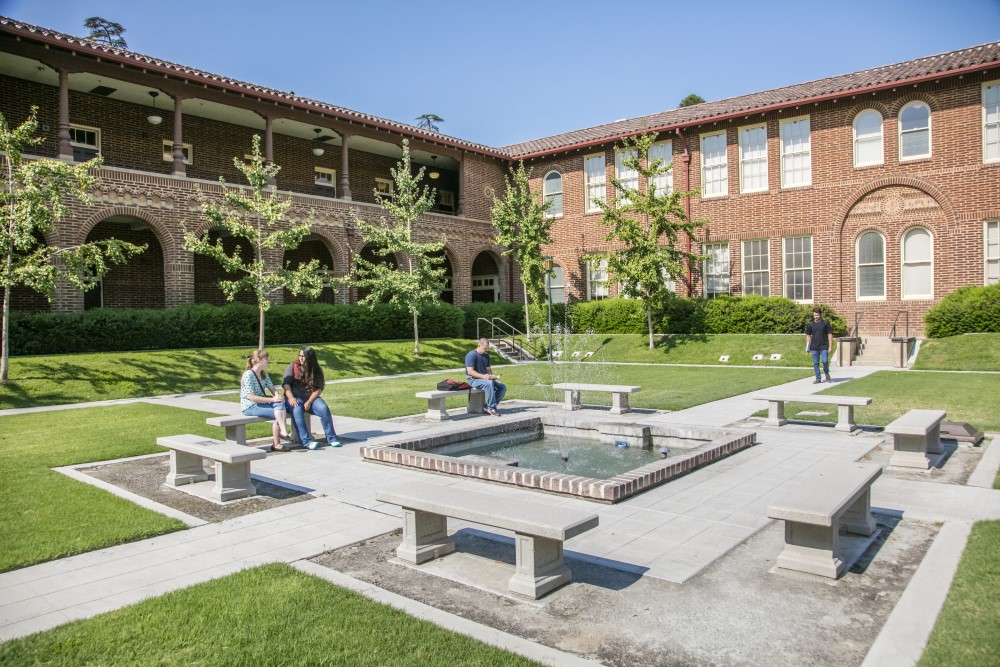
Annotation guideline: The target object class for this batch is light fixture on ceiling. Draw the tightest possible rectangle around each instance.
[429,155,440,180]
[312,128,325,156]
[147,91,163,125]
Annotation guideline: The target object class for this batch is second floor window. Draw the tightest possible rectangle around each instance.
[375,178,394,198]
[780,117,811,188]
[615,149,638,206]
[854,110,884,167]
[701,132,728,198]
[584,154,606,213]
[739,125,768,193]
[984,81,1000,164]
[69,125,100,150]
[543,171,563,216]
[314,167,337,194]
[162,141,193,164]
[648,140,673,195]
[899,101,931,160]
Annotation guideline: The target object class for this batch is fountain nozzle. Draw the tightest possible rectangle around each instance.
[615,440,629,449]
[659,447,669,459]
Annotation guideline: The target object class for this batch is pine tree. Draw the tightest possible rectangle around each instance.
[83,17,128,49]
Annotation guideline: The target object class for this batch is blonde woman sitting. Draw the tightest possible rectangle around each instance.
[240,349,293,451]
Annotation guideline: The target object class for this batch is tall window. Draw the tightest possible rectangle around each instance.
[741,239,769,296]
[701,131,728,198]
[543,171,563,217]
[856,231,885,299]
[584,154,606,213]
[783,236,813,302]
[546,265,565,304]
[648,140,673,195]
[853,110,884,167]
[739,125,768,193]
[984,81,1000,164]
[704,242,729,298]
[586,258,609,300]
[899,101,931,160]
[615,149,638,206]
[780,117,811,187]
[986,220,999,285]
[901,227,933,299]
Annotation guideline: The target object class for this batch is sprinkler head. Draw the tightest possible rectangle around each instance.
[659,447,669,459]
[615,440,629,449]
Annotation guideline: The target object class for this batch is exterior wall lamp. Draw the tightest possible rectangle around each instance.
[312,128,325,156]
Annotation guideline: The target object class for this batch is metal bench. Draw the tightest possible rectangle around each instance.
[205,413,317,447]
[885,409,947,469]
[376,481,598,598]
[751,393,873,432]
[767,462,882,578]
[414,388,486,421]
[157,434,266,502]
[551,383,641,414]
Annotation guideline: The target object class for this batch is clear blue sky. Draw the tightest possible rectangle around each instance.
[2,0,998,147]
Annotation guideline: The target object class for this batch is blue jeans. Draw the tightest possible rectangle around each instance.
[243,403,282,420]
[286,396,337,443]
[811,349,830,380]
[468,378,507,410]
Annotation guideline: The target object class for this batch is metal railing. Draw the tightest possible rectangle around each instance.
[890,310,910,340]
[475,317,540,362]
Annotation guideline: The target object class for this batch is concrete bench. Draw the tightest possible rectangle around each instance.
[767,462,882,578]
[552,383,641,414]
[376,481,599,599]
[751,393,873,432]
[157,434,266,502]
[414,388,485,421]
[886,409,947,469]
[206,413,317,447]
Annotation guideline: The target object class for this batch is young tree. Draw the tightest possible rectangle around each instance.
[414,114,444,132]
[595,132,705,349]
[490,161,554,339]
[1,108,144,383]
[349,139,445,355]
[184,135,327,348]
[83,17,128,48]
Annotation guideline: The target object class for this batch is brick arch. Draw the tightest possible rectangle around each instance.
[834,176,956,236]
[79,206,178,257]
[843,101,893,121]
[467,246,509,303]
[296,227,348,276]
[887,92,941,117]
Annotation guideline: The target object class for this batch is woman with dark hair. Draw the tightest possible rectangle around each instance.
[282,346,341,449]
[240,349,293,451]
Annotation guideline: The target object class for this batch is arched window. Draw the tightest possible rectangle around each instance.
[899,101,931,160]
[902,227,933,299]
[543,171,563,217]
[856,231,885,299]
[853,110,883,167]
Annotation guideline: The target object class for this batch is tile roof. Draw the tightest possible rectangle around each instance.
[501,40,1000,158]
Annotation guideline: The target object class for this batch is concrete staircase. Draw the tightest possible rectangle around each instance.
[489,338,537,363]
[855,336,906,367]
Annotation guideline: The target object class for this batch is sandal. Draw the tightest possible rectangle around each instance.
[272,443,287,452]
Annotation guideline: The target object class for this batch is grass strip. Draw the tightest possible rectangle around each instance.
[549,333,818,367]
[912,334,1000,372]
[0,563,541,666]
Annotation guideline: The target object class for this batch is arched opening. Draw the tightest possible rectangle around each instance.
[193,228,256,306]
[355,244,397,302]
[283,235,336,305]
[471,252,500,303]
[427,249,454,304]
[0,231,51,313]
[84,217,164,309]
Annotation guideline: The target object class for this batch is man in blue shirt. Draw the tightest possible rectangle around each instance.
[465,337,507,416]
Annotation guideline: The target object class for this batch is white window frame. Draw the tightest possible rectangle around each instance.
[543,170,563,217]
[162,140,193,164]
[899,101,932,161]
[779,116,811,188]
[738,124,768,194]
[68,124,100,152]
[375,177,394,198]
[586,258,609,300]
[583,153,606,213]
[983,80,1000,164]
[648,140,673,195]
[985,220,1000,285]
[782,236,813,303]
[703,242,730,298]
[546,265,565,304]
[615,148,638,207]
[314,167,337,193]
[853,110,884,168]
[700,131,728,199]
[901,227,934,299]
[856,230,886,300]
[741,239,769,296]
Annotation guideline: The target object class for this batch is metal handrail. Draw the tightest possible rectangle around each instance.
[890,310,910,339]
[475,317,540,362]
[851,311,862,338]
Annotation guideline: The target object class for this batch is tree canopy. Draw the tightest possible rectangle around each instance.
[83,17,128,49]
[678,94,706,108]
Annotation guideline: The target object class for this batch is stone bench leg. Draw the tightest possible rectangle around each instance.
[166,450,209,486]
[212,460,256,502]
[563,389,582,411]
[835,405,857,432]
[840,488,877,537]
[223,424,247,446]
[508,533,572,599]
[289,414,320,444]
[610,392,631,415]
[926,423,944,455]
[424,396,450,421]
[776,521,844,579]
[888,433,931,470]
[764,401,787,427]
[396,508,455,564]
[466,391,485,415]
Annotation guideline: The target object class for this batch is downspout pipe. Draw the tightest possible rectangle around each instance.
[675,127,693,296]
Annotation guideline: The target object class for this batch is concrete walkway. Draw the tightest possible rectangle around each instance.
[1,366,998,667]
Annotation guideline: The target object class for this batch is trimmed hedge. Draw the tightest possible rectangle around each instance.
[570,299,646,334]
[460,302,527,339]
[924,284,1000,337]
[8,302,464,355]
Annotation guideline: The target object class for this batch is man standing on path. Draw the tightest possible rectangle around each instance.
[806,306,834,384]
[465,337,507,416]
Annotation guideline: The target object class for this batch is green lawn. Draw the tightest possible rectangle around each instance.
[919,521,1000,667]
[0,339,487,410]
[0,403,236,573]
[912,334,1000,371]
[0,564,540,666]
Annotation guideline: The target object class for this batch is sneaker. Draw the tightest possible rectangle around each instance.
[813,379,822,384]
[486,408,499,417]
[305,440,320,450]
[824,373,831,383]
[328,439,343,448]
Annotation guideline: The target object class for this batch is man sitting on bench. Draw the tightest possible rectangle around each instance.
[465,338,507,416]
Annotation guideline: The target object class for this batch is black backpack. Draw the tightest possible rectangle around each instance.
[436,379,471,391]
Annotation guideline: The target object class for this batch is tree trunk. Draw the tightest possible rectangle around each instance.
[412,310,420,355]
[258,306,266,349]
[647,304,654,350]
[523,282,531,342]
[0,285,10,383]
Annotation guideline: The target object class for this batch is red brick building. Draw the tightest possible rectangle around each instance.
[2,17,998,334]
